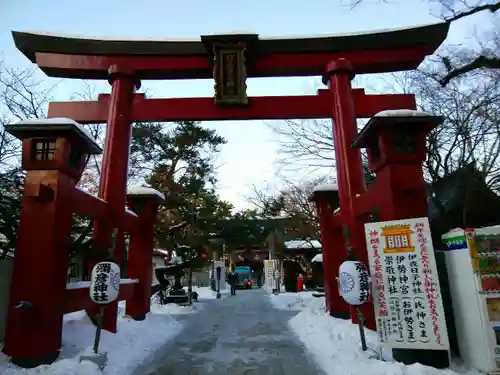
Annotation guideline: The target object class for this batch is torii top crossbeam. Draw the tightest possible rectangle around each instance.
[12,22,449,80]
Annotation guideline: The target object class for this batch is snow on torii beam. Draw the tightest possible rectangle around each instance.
[12,23,449,79]
[48,89,416,123]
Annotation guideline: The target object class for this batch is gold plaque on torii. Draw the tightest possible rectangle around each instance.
[201,34,257,107]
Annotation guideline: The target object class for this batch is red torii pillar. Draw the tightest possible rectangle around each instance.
[323,58,376,329]
[309,185,350,318]
[87,65,141,332]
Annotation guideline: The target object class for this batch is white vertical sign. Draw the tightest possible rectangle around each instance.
[264,260,278,290]
[365,217,449,350]
[211,261,227,290]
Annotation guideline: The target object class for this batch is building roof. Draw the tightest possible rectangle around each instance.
[427,165,500,243]
[285,240,322,250]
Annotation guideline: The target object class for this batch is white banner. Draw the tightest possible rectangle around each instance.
[264,260,278,290]
[210,261,227,290]
[365,217,449,350]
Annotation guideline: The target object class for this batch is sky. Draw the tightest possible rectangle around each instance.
[0,0,485,210]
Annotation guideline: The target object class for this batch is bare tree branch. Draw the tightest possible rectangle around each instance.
[439,55,500,86]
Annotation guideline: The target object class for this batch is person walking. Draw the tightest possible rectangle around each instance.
[227,269,238,295]
[256,269,263,288]
[272,268,281,294]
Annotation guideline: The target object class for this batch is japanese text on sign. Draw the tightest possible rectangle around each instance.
[365,217,449,351]
[90,261,120,305]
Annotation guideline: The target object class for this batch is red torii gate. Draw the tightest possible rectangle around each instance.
[5,22,449,365]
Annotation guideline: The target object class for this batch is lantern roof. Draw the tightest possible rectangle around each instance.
[351,110,443,149]
[308,183,340,205]
[127,187,166,203]
[5,117,102,154]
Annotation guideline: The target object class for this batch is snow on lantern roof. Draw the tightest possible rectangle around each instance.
[313,183,338,192]
[374,109,432,118]
[6,117,102,154]
[353,110,442,149]
[127,187,165,202]
[309,183,339,203]
[311,253,323,263]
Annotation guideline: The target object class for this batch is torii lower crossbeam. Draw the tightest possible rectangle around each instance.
[48,89,416,123]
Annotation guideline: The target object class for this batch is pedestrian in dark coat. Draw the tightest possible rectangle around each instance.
[227,270,238,295]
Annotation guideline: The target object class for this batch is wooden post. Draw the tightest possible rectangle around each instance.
[323,59,375,330]
[4,172,74,367]
[126,190,164,320]
[88,65,140,332]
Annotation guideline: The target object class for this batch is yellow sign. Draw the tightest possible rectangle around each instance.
[464,229,479,271]
[380,224,415,254]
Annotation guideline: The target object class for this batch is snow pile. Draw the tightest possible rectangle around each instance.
[268,291,315,311]
[194,285,231,300]
[151,302,200,315]
[288,297,482,375]
[311,253,323,263]
[0,303,183,375]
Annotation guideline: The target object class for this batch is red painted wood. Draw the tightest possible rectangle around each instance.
[63,282,137,314]
[88,66,138,332]
[353,183,381,218]
[325,59,376,330]
[4,172,75,358]
[316,200,350,316]
[70,188,141,233]
[35,45,430,79]
[126,200,157,319]
[47,90,416,123]
[101,228,127,333]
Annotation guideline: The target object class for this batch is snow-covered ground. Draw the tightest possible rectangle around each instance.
[0,286,227,375]
[268,290,316,311]
[0,293,209,375]
[269,292,483,375]
[151,285,231,316]
[190,284,231,300]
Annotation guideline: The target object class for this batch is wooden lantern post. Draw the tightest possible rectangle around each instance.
[352,110,445,366]
[3,118,102,368]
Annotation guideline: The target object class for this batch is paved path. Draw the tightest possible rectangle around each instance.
[145,289,325,375]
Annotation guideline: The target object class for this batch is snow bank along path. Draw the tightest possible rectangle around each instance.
[269,292,483,375]
[0,287,221,375]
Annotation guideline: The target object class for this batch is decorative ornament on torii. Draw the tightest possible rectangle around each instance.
[4,21,449,366]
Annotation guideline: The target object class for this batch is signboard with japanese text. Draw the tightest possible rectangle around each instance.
[365,217,449,350]
[265,260,278,291]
